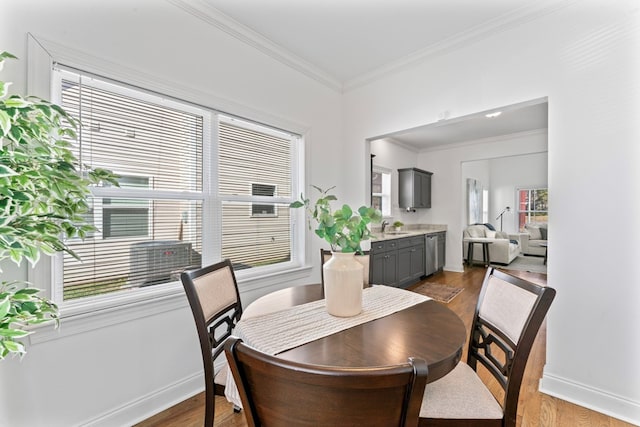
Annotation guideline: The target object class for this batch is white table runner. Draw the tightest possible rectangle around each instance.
[224,285,430,407]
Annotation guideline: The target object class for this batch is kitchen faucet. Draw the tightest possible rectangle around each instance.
[381,220,389,233]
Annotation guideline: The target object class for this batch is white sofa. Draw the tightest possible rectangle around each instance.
[463,224,520,265]
[512,223,548,256]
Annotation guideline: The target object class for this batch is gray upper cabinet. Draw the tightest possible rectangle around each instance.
[398,168,433,209]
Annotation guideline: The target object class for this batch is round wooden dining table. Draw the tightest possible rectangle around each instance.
[242,283,467,383]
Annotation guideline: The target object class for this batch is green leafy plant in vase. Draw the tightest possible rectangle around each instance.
[290,185,382,253]
[0,51,117,359]
[393,221,404,231]
[290,185,382,317]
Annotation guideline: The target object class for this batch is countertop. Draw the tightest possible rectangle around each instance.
[371,224,447,242]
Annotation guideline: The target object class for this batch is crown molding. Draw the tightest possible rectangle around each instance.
[343,0,575,92]
[167,0,343,92]
[167,0,573,94]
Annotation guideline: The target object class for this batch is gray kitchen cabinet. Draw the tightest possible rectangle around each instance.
[371,235,424,288]
[398,167,433,209]
[371,251,398,287]
[397,236,425,287]
[371,239,399,287]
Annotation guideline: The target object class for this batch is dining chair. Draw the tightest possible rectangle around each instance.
[224,336,429,427]
[418,267,555,427]
[181,259,243,427]
[320,248,371,287]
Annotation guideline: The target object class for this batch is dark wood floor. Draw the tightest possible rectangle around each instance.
[136,266,635,427]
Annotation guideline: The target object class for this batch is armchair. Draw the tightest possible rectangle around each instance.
[512,223,548,256]
[463,224,520,265]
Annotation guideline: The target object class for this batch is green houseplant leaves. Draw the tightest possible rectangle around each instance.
[0,51,117,359]
[290,185,382,253]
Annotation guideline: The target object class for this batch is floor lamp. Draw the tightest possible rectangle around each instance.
[496,207,510,231]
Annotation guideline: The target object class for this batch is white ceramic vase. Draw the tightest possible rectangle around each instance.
[322,252,363,317]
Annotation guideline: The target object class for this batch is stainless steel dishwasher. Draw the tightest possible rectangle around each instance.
[425,234,437,276]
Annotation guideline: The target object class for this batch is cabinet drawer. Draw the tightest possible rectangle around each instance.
[371,239,399,253]
[397,235,425,249]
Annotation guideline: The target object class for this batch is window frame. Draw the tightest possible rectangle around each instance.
[100,174,152,240]
[27,44,308,322]
[216,115,302,279]
[516,187,549,231]
[371,166,392,218]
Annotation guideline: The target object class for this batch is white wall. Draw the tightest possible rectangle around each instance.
[343,2,640,424]
[1,1,339,426]
[370,138,424,224]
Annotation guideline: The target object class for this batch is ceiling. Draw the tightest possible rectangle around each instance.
[200,0,552,86]
[382,100,548,151]
[188,0,552,149]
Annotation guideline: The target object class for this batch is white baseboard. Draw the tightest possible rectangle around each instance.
[80,372,203,427]
[540,372,640,426]
[444,264,465,273]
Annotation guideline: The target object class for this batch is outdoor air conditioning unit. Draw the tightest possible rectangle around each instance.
[130,240,192,287]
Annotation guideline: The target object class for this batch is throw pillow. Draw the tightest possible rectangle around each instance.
[486,230,497,239]
[525,224,542,240]
[540,226,548,240]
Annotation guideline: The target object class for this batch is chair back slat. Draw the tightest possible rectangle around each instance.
[225,337,428,427]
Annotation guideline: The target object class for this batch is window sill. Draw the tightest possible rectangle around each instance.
[28,264,312,345]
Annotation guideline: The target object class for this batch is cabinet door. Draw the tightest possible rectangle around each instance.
[371,251,398,286]
[397,247,413,285]
[382,251,398,287]
[370,252,385,285]
[419,172,431,208]
[410,243,425,278]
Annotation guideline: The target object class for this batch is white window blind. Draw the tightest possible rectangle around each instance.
[218,118,296,270]
[56,69,205,300]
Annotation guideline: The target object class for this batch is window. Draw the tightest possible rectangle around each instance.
[218,117,297,271]
[53,68,302,303]
[482,189,489,224]
[102,176,151,238]
[372,168,391,217]
[517,188,548,231]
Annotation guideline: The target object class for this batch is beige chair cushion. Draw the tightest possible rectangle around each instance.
[420,363,503,419]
